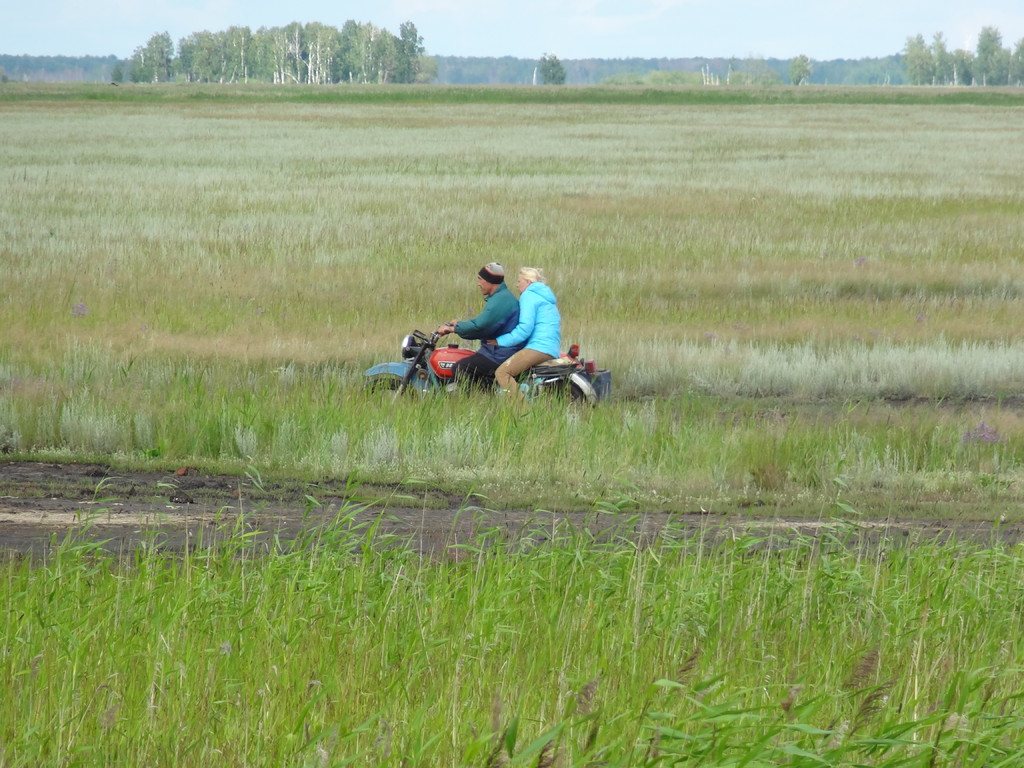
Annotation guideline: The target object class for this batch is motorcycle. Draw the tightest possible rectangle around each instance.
[365,329,611,403]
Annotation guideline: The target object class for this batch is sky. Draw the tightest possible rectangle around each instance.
[3,0,1024,61]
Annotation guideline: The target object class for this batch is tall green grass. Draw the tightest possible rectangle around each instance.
[0,347,1021,514]
[3,514,1024,766]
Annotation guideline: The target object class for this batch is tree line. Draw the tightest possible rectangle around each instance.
[125,21,1023,87]
[0,54,120,82]
[125,21,430,84]
[3,23,1022,87]
[435,55,905,86]
[903,26,1024,85]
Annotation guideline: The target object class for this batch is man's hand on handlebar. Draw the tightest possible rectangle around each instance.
[436,321,457,336]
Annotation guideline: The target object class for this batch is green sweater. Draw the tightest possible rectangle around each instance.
[453,282,519,340]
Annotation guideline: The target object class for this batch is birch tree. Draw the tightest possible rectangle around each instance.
[284,22,305,84]
[538,53,566,85]
[951,48,974,85]
[396,21,424,83]
[975,26,1007,85]
[130,32,174,82]
[790,54,811,85]
[126,18,434,86]
[225,26,252,83]
[1011,38,1024,86]
[178,31,223,82]
[262,27,293,84]
[304,23,337,84]
[931,33,952,85]
[903,34,933,85]
[335,20,362,83]
[369,25,399,83]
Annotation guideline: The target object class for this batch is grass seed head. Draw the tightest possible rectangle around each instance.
[944,712,969,732]
[676,646,701,685]
[484,727,508,768]
[491,694,504,736]
[575,677,600,716]
[843,647,879,690]
[535,739,555,768]
[826,720,850,750]
[375,720,393,761]
[852,680,893,735]
[780,684,804,715]
[30,653,43,681]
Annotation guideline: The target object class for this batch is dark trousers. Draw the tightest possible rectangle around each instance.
[452,352,500,389]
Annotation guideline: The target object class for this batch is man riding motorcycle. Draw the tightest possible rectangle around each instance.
[366,262,611,402]
[436,262,526,389]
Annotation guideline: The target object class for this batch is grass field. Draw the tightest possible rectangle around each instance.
[5,515,1024,766]
[4,82,1024,767]
[2,83,1024,513]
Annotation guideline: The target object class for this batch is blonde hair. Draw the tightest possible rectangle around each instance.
[518,267,546,285]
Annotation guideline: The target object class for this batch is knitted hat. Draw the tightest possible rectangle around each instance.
[478,262,505,284]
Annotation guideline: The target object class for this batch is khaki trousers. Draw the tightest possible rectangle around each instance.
[494,348,555,398]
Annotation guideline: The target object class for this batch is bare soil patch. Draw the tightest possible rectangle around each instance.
[1,461,1020,556]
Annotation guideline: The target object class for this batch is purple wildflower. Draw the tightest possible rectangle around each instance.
[71,303,88,317]
[962,422,1001,445]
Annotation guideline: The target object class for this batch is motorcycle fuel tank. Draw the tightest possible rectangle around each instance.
[429,345,474,379]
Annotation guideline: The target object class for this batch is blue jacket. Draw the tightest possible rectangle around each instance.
[496,282,561,358]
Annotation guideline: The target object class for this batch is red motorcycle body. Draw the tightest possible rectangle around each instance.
[428,345,475,380]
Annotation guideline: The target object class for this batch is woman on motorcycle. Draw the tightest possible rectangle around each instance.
[493,267,561,401]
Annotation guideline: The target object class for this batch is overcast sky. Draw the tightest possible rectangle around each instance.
[4,0,1023,61]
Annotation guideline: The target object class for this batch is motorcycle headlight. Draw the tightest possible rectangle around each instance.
[400,334,417,359]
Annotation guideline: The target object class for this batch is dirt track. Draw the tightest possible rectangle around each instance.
[1,461,1021,556]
